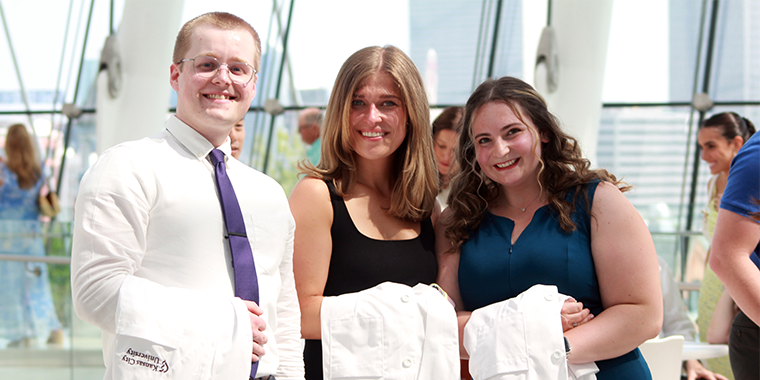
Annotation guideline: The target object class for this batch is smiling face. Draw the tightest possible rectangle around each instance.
[348,72,407,163]
[472,101,545,189]
[434,129,458,175]
[170,24,257,146]
[698,126,740,175]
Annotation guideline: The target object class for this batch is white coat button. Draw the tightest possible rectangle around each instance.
[551,350,563,364]
[402,359,412,368]
[401,294,410,303]
[545,293,554,301]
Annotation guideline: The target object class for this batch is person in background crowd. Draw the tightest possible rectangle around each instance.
[0,123,63,348]
[298,108,323,165]
[696,111,755,379]
[709,128,760,380]
[230,116,246,160]
[658,256,728,380]
[432,106,463,209]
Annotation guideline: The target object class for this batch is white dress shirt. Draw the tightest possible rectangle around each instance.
[464,284,598,380]
[320,282,460,380]
[71,115,304,379]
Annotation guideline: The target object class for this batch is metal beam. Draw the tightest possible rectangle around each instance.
[262,0,296,174]
[686,0,721,232]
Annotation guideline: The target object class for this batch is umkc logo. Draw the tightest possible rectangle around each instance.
[121,347,169,373]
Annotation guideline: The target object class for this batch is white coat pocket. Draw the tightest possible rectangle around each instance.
[468,309,529,379]
[326,316,384,378]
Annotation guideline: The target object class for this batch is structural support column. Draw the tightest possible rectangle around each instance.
[96,0,184,153]
[527,0,613,165]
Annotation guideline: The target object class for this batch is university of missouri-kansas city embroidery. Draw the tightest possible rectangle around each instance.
[121,347,169,373]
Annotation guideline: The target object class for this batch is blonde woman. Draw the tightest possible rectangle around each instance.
[289,45,441,379]
[0,124,62,347]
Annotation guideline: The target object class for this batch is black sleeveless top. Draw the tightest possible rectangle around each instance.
[303,180,437,379]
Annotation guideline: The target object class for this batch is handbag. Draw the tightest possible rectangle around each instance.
[38,186,61,217]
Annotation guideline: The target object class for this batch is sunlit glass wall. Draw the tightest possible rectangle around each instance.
[2,0,760,378]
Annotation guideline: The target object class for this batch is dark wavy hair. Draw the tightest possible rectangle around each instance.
[432,106,463,138]
[443,76,629,251]
[701,111,756,143]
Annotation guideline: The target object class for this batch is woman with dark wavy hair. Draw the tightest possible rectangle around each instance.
[435,76,662,379]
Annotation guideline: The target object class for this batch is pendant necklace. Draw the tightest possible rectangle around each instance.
[507,192,542,212]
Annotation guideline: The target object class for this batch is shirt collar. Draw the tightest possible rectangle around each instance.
[166,115,232,160]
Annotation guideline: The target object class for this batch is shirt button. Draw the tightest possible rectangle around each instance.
[401,294,411,303]
[402,359,412,368]
[545,293,554,301]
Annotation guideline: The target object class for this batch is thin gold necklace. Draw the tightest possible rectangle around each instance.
[506,192,541,212]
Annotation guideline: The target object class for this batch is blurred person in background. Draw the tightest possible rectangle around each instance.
[658,256,728,380]
[0,123,63,348]
[230,116,246,160]
[709,128,760,380]
[696,111,755,379]
[432,106,462,209]
[298,108,323,165]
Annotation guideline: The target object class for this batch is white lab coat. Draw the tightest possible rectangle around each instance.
[464,284,598,380]
[320,282,460,380]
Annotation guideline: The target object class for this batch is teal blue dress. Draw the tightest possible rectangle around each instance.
[459,181,651,379]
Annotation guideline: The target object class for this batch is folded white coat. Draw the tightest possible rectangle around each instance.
[464,284,598,380]
[320,282,598,380]
[320,282,460,380]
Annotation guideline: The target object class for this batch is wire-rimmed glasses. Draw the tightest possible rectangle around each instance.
[176,55,256,85]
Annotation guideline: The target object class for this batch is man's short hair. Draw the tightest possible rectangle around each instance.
[173,12,262,73]
[299,108,323,130]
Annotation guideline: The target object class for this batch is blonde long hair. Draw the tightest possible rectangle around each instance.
[444,77,628,251]
[298,45,438,222]
[4,124,41,189]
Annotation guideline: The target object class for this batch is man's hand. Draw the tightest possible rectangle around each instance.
[244,300,267,362]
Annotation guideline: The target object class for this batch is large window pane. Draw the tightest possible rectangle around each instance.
[709,1,760,101]
[602,0,704,104]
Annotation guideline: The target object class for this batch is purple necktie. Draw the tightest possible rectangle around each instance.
[209,149,259,378]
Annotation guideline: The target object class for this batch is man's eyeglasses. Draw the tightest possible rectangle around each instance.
[176,55,256,85]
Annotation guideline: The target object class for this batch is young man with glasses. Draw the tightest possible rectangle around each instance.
[71,12,303,380]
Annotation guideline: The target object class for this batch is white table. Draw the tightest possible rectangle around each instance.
[682,341,729,361]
